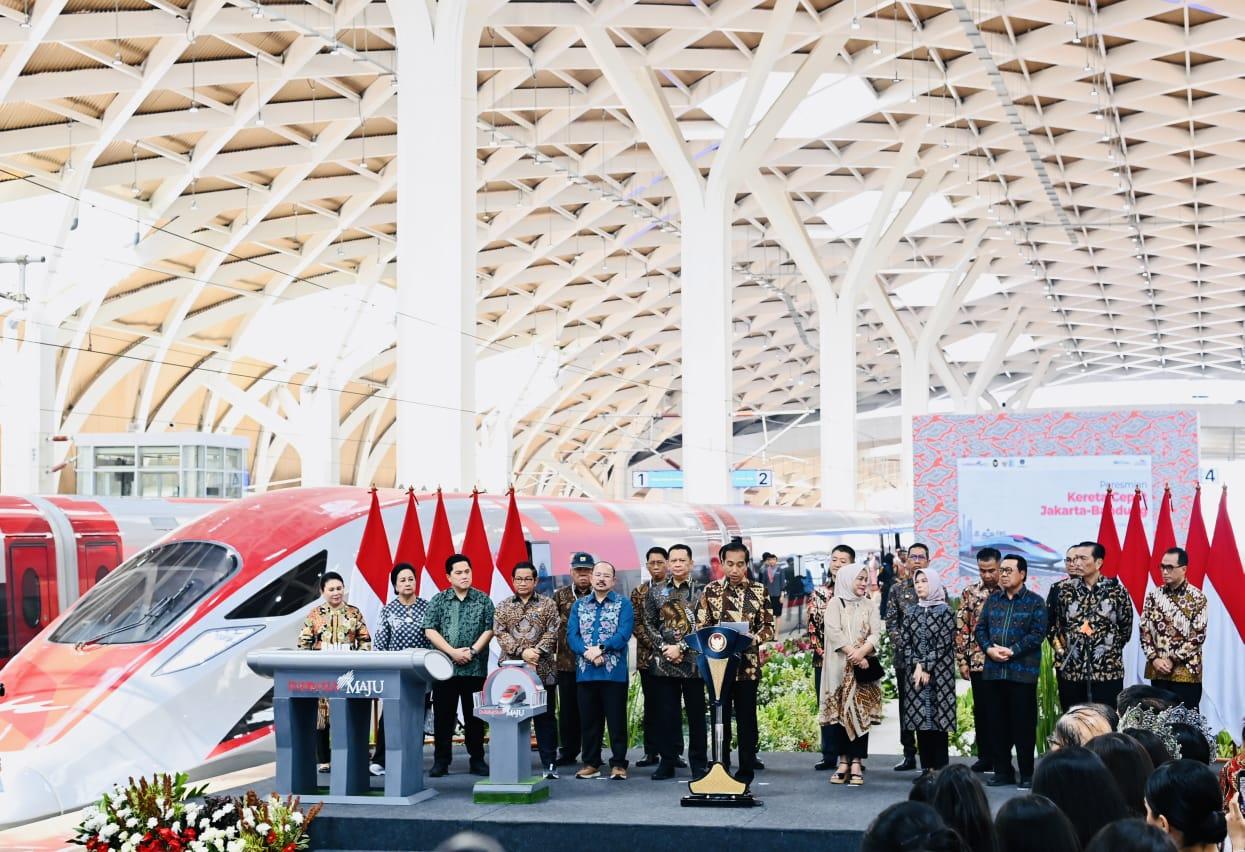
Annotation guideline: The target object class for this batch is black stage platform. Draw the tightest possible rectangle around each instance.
[227,752,1027,852]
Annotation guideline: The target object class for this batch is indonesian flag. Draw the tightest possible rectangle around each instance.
[460,489,515,604]
[421,489,454,601]
[1097,486,1124,578]
[494,488,528,596]
[1119,488,1151,686]
[1185,485,1210,591]
[1150,486,1176,590]
[1202,488,1245,737]
[348,488,392,636]
[393,488,427,595]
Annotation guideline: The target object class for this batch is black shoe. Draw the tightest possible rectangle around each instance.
[429,764,449,778]
[970,759,993,773]
[987,774,1016,787]
[814,759,836,771]
[674,757,688,768]
[753,759,766,771]
[893,756,918,771]
[1017,777,1032,790]
[691,765,709,780]
[651,763,675,780]
[733,770,754,787]
[635,755,660,768]
[555,755,578,767]
[469,759,489,777]
[543,764,559,780]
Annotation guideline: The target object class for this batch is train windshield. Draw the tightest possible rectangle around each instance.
[50,541,237,645]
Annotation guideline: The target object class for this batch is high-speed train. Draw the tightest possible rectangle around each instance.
[0,495,222,669]
[0,486,910,827]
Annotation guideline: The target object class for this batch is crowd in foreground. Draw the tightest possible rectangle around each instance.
[862,685,1245,851]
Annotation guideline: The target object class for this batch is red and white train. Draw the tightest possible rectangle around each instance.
[0,496,221,669]
[0,487,909,827]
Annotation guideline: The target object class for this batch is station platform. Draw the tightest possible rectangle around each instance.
[223,751,1027,852]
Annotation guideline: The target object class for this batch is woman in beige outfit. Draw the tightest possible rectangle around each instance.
[819,563,885,786]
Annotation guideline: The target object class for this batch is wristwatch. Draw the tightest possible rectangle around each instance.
[467,647,477,659]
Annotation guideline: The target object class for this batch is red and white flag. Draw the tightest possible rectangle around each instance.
[494,488,527,599]
[1096,486,1123,578]
[1202,488,1245,737]
[421,489,454,601]
[348,488,392,635]
[1185,484,1210,591]
[393,488,427,594]
[460,490,515,605]
[1119,488,1151,685]
[1149,485,1176,591]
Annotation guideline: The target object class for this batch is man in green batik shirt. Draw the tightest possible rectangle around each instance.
[423,553,495,778]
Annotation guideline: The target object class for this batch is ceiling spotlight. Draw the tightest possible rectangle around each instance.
[1083,61,1093,72]
[1065,10,1076,27]
[330,42,343,56]
[252,3,264,19]
[851,16,862,30]
[189,100,199,113]
[20,16,30,29]
[872,42,882,55]
[1090,85,1099,96]
[113,52,124,67]
[130,182,141,198]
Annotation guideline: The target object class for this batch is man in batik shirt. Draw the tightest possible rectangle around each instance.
[955,546,1001,773]
[807,544,854,771]
[1141,546,1208,710]
[643,543,705,780]
[694,540,775,786]
[553,551,594,765]
[1048,541,1133,711]
[631,546,668,768]
[494,560,561,778]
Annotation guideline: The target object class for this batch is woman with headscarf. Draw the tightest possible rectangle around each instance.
[819,563,884,786]
[899,567,957,773]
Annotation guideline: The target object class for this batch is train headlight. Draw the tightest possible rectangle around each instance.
[154,626,263,676]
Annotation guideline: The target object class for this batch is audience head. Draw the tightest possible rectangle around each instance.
[1086,732,1155,817]
[909,770,937,803]
[1118,683,1179,716]
[1031,745,1130,848]
[1170,723,1211,766]
[994,794,1082,852]
[1049,705,1115,750]
[1126,727,1176,768]
[930,765,996,852]
[1085,819,1177,852]
[1145,759,1227,850]
[862,802,968,852]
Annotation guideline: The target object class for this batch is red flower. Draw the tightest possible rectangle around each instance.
[282,843,297,852]
[267,829,277,845]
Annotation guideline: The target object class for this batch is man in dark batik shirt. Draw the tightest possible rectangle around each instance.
[643,543,707,780]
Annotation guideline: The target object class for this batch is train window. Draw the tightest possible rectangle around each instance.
[21,568,40,629]
[224,551,327,620]
[49,541,236,645]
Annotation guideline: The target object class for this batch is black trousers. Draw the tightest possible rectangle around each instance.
[917,731,950,770]
[639,670,660,757]
[533,700,558,766]
[316,725,330,764]
[814,661,835,760]
[721,679,760,779]
[557,670,580,761]
[969,672,996,768]
[829,724,869,759]
[983,679,1037,779]
[894,665,917,757]
[1151,678,1203,710]
[769,595,783,616]
[432,675,486,766]
[578,680,629,769]
[653,675,708,768]
[1057,675,1124,712]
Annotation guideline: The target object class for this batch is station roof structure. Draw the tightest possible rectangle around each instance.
[0,0,1237,504]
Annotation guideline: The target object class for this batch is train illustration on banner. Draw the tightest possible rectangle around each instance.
[0,486,909,827]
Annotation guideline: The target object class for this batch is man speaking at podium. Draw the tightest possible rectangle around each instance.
[694,539,775,785]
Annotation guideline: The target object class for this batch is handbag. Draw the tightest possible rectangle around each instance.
[854,655,884,683]
[840,598,884,683]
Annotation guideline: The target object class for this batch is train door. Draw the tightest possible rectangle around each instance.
[6,539,54,653]
[78,539,122,595]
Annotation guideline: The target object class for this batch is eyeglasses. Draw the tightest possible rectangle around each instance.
[1159,564,1181,572]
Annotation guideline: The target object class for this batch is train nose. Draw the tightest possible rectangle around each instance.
[0,757,62,829]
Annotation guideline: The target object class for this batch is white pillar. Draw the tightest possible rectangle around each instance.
[298,381,341,487]
[819,299,857,508]
[0,309,58,494]
[680,197,733,505]
[899,348,930,494]
[391,1,481,491]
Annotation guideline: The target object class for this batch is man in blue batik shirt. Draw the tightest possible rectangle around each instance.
[567,560,633,781]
